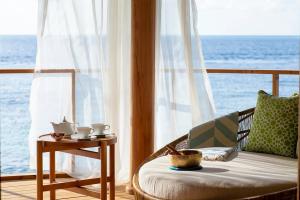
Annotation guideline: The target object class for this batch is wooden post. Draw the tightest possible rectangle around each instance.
[109,144,115,200]
[272,74,279,96]
[129,0,156,192]
[70,70,76,173]
[37,141,43,200]
[71,70,76,123]
[100,143,107,200]
[49,149,56,200]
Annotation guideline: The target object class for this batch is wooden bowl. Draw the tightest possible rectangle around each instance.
[169,149,202,168]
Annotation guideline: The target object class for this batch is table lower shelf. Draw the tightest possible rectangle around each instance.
[43,177,112,191]
[44,177,114,199]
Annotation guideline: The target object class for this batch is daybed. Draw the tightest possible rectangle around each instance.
[133,108,297,200]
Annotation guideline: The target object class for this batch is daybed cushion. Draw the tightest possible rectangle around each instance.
[138,151,296,200]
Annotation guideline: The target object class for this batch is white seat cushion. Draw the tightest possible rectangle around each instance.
[138,151,297,200]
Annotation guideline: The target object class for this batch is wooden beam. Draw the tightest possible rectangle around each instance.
[60,149,99,159]
[205,68,300,75]
[129,0,156,192]
[0,68,299,75]
[0,68,34,73]
[0,68,77,74]
[43,178,103,191]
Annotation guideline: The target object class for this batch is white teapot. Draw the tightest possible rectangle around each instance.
[51,117,76,136]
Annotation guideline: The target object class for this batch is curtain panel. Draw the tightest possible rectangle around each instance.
[30,0,131,183]
[155,0,215,148]
[29,0,215,183]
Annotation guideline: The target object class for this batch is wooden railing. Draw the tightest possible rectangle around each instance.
[162,68,299,96]
[205,69,299,96]
[0,68,299,97]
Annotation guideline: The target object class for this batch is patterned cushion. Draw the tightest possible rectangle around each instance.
[188,112,239,148]
[245,90,298,158]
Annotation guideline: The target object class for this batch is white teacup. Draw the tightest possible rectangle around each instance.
[91,123,110,135]
[76,127,93,138]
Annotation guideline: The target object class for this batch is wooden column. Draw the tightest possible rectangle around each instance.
[129,0,156,191]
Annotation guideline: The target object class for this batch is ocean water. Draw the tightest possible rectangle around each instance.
[0,35,299,174]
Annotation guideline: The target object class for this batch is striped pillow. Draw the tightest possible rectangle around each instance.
[188,112,239,148]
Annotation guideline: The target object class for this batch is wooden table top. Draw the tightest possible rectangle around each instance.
[38,135,117,151]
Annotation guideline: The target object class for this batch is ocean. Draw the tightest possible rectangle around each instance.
[0,35,299,174]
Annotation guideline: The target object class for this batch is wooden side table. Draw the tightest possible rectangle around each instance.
[36,136,117,200]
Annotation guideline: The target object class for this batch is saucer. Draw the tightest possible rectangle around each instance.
[71,134,90,140]
[91,132,107,136]
[90,134,108,139]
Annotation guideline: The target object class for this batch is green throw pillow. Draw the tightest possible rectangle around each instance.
[245,90,298,158]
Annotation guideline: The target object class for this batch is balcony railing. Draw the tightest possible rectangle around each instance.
[205,69,299,96]
[1,68,299,96]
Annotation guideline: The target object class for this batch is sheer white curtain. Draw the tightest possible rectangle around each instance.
[29,0,214,183]
[155,0,215,148]
[29,0,131,183]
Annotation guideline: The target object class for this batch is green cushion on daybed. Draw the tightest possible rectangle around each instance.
[245,90,298,158]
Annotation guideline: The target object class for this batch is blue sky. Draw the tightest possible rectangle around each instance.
[195,0,300,35]
[0,0,299,35]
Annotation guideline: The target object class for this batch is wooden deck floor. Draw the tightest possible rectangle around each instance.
[1,179,134,200]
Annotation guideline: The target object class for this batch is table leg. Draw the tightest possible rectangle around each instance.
[37,141,43,200]
[49,149,56,200]
[109,144,115,200]
[100,143,107,200]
